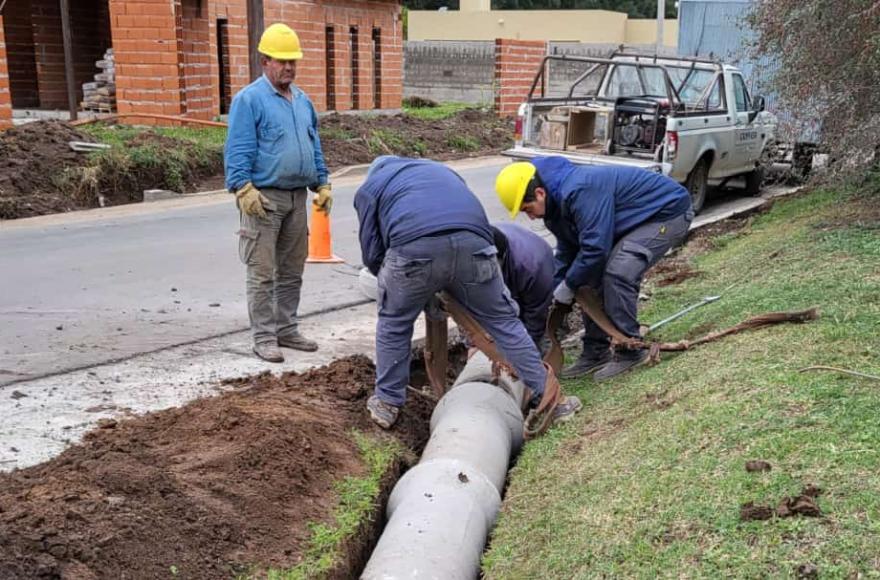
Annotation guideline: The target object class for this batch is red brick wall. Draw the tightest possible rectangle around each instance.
[108,0,402,122]
[110,0,185,118]
[71,0,113,106]
[3,3,40,108]
[494,38,546,117]
[208,2,250,117]
[264,0,402,112]
[31,0,67,108]
[0,16,12,129]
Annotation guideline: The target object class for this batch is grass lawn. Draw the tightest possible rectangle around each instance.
[403,101,482,121]
[483,180,880,578]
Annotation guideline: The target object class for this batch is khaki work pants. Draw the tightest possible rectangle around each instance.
[237,187,308,346]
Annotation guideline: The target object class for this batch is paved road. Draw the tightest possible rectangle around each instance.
[0,158,519,385]
[0,156,781,386]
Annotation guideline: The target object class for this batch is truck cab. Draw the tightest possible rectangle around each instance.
[504,52,777,212]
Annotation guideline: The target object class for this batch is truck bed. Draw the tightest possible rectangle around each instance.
[502,145,668,174]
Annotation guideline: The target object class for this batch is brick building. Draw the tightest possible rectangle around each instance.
[0,0,403,129]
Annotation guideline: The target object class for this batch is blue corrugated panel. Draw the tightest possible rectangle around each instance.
[677,1,818,141]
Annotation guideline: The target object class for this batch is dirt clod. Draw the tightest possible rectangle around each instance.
[0,355,433,579]
[740,502,774,521]
[745,460,772,472]
[776,495,822,518]
[796,563,819,579]
[10,390,28,400]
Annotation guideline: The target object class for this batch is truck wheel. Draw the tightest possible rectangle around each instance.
[744,166,764,196]
[685,160,709,214]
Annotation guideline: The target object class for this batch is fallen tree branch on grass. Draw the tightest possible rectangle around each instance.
[798,365,880,381]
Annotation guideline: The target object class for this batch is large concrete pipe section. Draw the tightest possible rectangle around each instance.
[362,353,527,579]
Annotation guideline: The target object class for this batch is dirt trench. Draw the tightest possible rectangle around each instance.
[0,353,458,579]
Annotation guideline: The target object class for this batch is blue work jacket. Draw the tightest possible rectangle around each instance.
[224,75,328,191]
[354,157,493,275]
[494,222,554,347]
[533,156,691,289]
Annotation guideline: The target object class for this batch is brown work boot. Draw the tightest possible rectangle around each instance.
[367,395,400,429]
[278,332,318,352]
[253,343,284,363]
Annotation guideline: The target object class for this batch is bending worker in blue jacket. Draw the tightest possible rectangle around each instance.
[355,156,581,429]
[495,156,693,381]
[491,222,554,351]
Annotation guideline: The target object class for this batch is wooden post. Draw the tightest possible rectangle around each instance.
[247,0,264,82]
[59,0,77,121]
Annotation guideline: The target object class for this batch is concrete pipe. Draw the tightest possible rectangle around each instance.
[361,353,527,579]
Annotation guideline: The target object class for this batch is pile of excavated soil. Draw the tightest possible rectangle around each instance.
[320,109,513,169]
[0,355,433,579]
[0,110,512,220]
[0,121,95,219]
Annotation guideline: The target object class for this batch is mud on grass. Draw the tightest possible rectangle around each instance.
[0,355,433,579]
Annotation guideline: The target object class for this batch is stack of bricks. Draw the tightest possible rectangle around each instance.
[81,49,116,113]
[0,15,10,129]
[494,38,547,117]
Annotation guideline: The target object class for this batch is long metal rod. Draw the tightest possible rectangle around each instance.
[657,0,666,52]
[59,0,77,121]
[647,295,720,334]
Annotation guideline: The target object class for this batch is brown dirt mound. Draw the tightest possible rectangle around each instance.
[0,121,94,219]
[0,355,433,580]
[320,109,512,170]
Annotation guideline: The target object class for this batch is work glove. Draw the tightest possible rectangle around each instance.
[235,182,269,219]
[313,184,333,215]
[552,281,576,306]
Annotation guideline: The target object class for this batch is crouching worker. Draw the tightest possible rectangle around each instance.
[354,156,581,429]
[495,157,693,381]
[490,223,555,353]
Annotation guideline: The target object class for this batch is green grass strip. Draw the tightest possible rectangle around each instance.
[483,181,880,578]
[403,101,479,121]
[262,432,404,580]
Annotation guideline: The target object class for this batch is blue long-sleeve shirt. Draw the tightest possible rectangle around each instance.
[354,157,493,275]
[224,75,328,191]
[533,156,691,289]
[494,222,554,347]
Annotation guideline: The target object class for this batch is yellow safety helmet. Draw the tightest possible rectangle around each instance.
[258,23,303,60]
[495,162,537,218]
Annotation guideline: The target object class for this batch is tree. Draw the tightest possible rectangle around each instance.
[749,0,880,176]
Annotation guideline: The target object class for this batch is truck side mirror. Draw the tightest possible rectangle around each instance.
[748,95,766,123]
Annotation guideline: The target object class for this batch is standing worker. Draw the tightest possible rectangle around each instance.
[355,156,581,429]
[490,222,554,352]
[495,156,693,381]
[225,23,332,363]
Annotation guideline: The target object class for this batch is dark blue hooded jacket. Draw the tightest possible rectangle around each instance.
[493,222,554,347]
[533,156,691,289]
[354,157,494,275]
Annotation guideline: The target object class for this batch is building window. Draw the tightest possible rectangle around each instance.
[325,26,336,111]
[350,26,359,110]
[372,28,381,109]
[217,19,231,114]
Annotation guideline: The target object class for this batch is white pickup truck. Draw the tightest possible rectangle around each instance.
[503,52,778,213]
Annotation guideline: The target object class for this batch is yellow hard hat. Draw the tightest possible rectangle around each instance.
[258,23,303,60]
[495,162,537,218]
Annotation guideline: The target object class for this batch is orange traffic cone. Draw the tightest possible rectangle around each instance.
[307,204,344,263]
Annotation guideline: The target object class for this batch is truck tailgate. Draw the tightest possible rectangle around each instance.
[503,146,668,174]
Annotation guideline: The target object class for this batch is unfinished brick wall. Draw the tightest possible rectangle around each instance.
[494,38,546,117]
[265,0,403,112]
[179,0,213,117]
[109,0,185,118]
[208,2,249,116]
[0,16,12,129]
